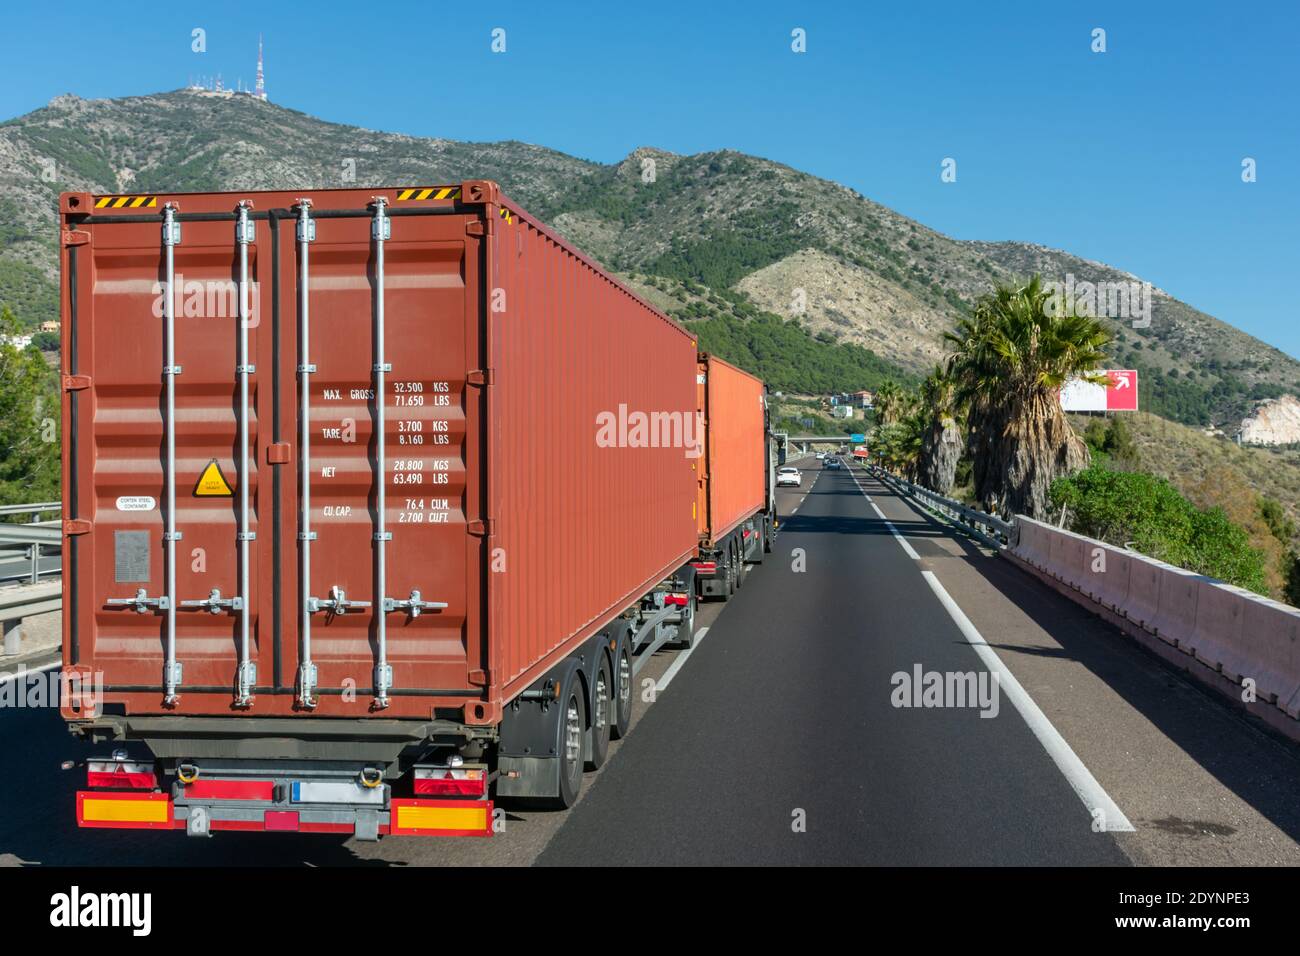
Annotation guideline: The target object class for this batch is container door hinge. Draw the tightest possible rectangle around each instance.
[468,518,493,536]
[266,441,291,464]
[64,519,91,536]
[465,218,494,238]
[468,669,489,687]
[63,374,91,391]
[62,230,90,248]
[466,368,494,387]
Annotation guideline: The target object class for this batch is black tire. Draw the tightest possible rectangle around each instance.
[612,641,633,740]
[585,655,612,770]
[733,538,745,589]
[723,545,736,598]
[552,683,586,809]
[764,513,775,553]
[750,521,764,565]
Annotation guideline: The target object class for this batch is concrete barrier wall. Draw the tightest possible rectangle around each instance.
[1010,516,1300,729]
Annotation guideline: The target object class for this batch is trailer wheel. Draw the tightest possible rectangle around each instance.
[764,513,775,553]
[612,642,634,740]
[553,684,587,809]
[585,654,612,770]
[733,538,745,589]
[749,521,764,565]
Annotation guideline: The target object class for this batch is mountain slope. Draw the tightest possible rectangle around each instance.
[2,89,1297,429]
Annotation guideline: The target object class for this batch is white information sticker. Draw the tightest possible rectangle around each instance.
[115,496,156,512]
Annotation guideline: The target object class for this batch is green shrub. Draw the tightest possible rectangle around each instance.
[1050,465,1268,594]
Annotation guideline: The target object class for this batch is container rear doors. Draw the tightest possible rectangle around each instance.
[62,191,484,718]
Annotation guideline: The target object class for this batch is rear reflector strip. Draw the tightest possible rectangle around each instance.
[389,799,493,837]
[185,779,276,801]
[690,561,717,575]
[77,792,175,829]
[264,811,300,832]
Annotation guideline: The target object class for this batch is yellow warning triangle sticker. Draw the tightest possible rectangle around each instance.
[193,459,234,497]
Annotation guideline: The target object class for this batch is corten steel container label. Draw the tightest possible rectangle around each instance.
[697,355,767,544]
[60,184,701,723]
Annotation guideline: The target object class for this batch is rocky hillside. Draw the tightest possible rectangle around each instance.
[1237,395,1300,446]
[3,90,1298,428]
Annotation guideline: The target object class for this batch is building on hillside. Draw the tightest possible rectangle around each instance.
[40,320,60,333]
[831,405,857,420]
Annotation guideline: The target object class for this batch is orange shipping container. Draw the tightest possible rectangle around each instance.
[697,354,767,545]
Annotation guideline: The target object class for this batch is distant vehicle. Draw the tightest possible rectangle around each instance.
[777,466,802,487]
[825,458,841,470]
[816,452,826,460]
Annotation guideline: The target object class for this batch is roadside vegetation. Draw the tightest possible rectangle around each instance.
[0,306,60,509]
[865,278,1299,604]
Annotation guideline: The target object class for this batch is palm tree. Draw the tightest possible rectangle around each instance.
[874,380,908,425]
[916,366,963,495]
[873,390,925,479]
[945,276,1110,519]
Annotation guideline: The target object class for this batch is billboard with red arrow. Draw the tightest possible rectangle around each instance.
[1059,370,1138,412]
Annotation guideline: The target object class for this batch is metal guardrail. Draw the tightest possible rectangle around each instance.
[0,524,61,546]
[0,501,60,521]
[0,581,62,657]
[867,465,1014,549]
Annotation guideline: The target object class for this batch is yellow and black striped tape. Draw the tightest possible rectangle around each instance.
[499,207,513,224]
[394,186,461,202]
[94,195,158,209]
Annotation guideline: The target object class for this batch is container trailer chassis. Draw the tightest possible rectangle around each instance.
[69,562,700,839]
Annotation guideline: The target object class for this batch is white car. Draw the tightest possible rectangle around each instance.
[816,452,826,460]
[776,466,802,487]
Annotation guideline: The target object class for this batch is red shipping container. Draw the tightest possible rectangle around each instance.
[59,181,700,726]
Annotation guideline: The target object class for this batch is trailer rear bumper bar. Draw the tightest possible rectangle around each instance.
[76,791,493,839]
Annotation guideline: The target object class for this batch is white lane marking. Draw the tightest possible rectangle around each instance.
[851,470,1134,832]
[921,569,1135,832]
[656,627,710,692]
[0,660,60,685]
[867,498,921,561]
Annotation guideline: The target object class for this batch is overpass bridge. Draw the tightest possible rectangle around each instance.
[777,434,865,456]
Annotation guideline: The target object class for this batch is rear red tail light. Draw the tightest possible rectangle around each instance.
[86,760,157,791]
[414,767,487,798]
[664,593,689,606]
[690,561,717,575]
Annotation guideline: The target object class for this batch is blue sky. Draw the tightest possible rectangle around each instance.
[4,1,1297,358]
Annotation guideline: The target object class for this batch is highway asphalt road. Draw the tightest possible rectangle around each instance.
[5,457,1300,866]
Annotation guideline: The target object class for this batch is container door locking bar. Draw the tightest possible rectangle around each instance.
[234,202,257,707]
[368,199,444,708]
[160,204,184,703]
[371,198,394,708]
[294,199,321,707]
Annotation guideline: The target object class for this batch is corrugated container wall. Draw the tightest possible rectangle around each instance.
[697,354,767,544]
[58,182,699,726]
